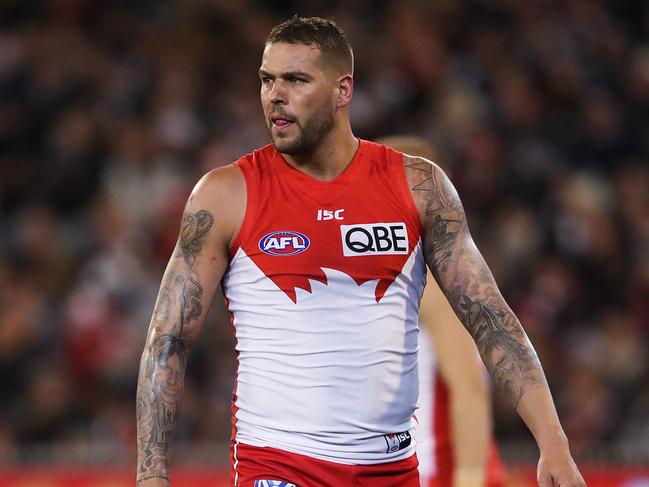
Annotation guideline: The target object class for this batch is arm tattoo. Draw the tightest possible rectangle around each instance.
[458,294,538,400]
[137,332,187,482]
[137,208,213,483]
[177,209,214,265]
[180,273,203,332]
[407,157,544,407]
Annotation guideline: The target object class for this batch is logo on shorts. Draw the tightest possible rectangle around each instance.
[384,431,412,453]
[340,223,408,256]
[259,231,310,256]
[254,481,298,487]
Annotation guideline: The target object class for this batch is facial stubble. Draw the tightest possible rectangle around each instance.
[270,102,335,155]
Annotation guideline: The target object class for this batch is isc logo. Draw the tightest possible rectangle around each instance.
[384,430,412,453]
[317,209,344,220]
[340,223,408,256]
[259,231,310,256]
[253,481,298,487]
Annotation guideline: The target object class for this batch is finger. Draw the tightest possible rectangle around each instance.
[537,473,554,487]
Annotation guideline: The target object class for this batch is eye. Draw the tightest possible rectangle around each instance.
[286,76,306,84]
[260,76,272,85]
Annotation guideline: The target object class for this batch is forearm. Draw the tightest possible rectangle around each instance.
[446,266,568,451]
[456,289,545,409]
[136,329,188,485]
[516,383,569,452]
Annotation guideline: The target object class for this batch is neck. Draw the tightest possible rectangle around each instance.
[281,123,359,181]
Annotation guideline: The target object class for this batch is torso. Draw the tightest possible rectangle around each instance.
[222,139,426,464]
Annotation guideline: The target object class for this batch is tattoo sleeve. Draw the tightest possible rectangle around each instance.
[406,157,545,407]
[136,209,214,484]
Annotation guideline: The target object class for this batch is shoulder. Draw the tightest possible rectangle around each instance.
[184,162,247,249]
[197,162,246,191]
[399,154,466,232]
[401,154,445,210]
[402,154,437,187]
[191,162,246,207]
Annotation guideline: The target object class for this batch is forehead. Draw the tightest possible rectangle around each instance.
[260,42,325,74]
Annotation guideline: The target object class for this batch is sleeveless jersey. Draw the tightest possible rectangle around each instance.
[222,139,426,465]
[417,328,506,487]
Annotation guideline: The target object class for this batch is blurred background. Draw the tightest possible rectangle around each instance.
[0,0,648,485]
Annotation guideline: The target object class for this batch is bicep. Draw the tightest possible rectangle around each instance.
[148,209,228,345]
[416,165,495,296]
[146,168,242,346]
[405,157,489,295]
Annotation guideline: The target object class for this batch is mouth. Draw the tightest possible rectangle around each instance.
[270,115,296,131]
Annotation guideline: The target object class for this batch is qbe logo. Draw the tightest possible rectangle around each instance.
[340,222,408,256]
[254,481,298,487]
[259,231,310,256]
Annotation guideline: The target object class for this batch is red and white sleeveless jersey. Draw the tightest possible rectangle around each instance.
[417,328,506,487]
[222,139,426,465]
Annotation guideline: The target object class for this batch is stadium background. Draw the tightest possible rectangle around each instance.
[0,0,648,485]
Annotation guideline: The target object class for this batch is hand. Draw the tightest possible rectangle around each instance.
[537,449,586,487]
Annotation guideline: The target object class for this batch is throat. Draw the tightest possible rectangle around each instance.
[282,136,360,182]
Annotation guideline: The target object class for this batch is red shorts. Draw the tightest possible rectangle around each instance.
[232,442,420,487]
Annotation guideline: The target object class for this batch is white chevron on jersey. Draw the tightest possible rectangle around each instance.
[223,242,426,465]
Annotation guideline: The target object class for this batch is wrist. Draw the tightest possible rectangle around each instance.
[454,468,485,487]
[137,475,170,487]
[537,430,570,455]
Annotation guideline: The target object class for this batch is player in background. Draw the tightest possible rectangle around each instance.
[379,136,506,487]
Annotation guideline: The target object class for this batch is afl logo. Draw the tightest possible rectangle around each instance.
[259,231,310,256]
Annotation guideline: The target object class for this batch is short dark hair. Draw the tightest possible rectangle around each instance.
[266,16,354,75]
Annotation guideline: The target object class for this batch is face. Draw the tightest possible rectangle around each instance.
[259,42,337,155]
[152,352,182,403]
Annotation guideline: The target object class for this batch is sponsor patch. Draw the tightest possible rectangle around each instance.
[259,230,310,256]
[340,222,408,256]
[384,430,412,453]
[254,481,298,487]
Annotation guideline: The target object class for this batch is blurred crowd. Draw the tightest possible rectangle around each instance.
[1,0,648,467]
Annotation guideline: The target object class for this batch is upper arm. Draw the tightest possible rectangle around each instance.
[404,155,476,285]
[404,154,505,337]
[147,163,246,345]
[406,154,544,407]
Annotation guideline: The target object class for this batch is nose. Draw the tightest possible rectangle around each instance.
[269,80,286,105]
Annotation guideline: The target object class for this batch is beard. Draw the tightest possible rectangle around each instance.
[269,104,335,155]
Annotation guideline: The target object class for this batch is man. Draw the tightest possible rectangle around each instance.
[136,16,585,487]
[378,136,505,487]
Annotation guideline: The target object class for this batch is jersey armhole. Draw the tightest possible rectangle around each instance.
[228,160,256,257]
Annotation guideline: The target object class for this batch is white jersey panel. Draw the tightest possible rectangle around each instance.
[223,243,426,465]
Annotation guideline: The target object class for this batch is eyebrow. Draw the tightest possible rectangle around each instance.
[258,69,314,80]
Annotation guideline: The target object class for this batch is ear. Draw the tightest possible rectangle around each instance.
[335,74,353,108]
